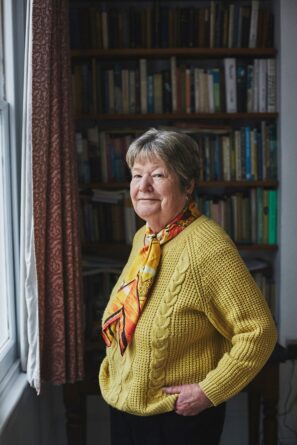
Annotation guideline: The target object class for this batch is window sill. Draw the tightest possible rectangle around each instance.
[0,361,28,435]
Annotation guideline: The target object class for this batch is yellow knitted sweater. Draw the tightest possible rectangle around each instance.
[99,216,277,415]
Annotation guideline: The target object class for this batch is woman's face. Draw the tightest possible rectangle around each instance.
[130,155,194,232]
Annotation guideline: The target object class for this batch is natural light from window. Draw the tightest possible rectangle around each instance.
[0,0,17,385]
[0,102,10,352]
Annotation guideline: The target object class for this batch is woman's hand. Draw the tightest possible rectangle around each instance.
[163,384,212,416]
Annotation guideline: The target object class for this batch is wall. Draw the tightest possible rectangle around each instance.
[277,0,297,443]
[0,385,67,445]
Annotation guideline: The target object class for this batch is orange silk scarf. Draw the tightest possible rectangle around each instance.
[102,200,201,355]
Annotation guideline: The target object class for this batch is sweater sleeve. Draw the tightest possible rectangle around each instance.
[195,234,277,406]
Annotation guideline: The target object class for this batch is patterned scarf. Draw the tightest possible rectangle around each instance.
[102,200,201,355]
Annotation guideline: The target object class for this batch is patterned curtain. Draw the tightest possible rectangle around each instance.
[31,0,84,385]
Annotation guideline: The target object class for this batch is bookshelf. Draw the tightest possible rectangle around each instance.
[68,0,277,420]
[63,2,280,444]
[70,0,278,327]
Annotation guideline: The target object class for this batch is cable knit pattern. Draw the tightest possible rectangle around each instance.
[99,216,277,415]
[148,250,189,401]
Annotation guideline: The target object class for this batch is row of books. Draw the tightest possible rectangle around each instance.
[80,188,141,245]
[196,188,278,245]
[76,129,135,184]
[72,57,276,115]
[79,187,277,246]
[75,122,277,185]
[70,1,273,50]
[191,123,277,182]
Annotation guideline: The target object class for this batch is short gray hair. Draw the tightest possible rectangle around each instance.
[126,128,200,190]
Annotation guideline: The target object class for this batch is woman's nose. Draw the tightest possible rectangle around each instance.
[139,174,153,191]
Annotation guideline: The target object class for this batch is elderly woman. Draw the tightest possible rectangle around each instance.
[99,128,277,445]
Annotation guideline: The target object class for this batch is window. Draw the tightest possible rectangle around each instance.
[0,99,17,383]
[0,0,18,387]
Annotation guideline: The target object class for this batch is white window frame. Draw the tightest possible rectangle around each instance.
[0,99,17,384]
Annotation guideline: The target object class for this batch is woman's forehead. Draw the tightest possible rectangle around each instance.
[133,151,165,167]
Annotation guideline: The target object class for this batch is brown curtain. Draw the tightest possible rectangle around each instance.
[32,0,84,384]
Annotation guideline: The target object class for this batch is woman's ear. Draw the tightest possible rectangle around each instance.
[185,179,195,196]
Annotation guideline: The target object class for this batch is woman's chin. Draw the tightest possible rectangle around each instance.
[135,204,161,223]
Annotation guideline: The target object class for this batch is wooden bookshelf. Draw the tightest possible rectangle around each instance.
[71,47,277,59]
[80,180,278,190]
[66,2,280,444]
[75,112,278,121]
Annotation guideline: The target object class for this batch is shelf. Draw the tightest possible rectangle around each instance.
[74,113,278,121]
[197,181,279,188]
[83,242,277,255]
[80,180,278,190]
[237,244,278,251]
[75,112,278,121]
[71,47,277,59]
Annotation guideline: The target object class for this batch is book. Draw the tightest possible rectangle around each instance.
[170,56,177,112]
[258,59,267,112]
[147,74,154,113]
[122,69,130,114]
[139,59,148,113]
[256,187,264,244]
[237,64,247,112]
[267,58,276,113]
[224,58,237,113]
[268,189,277,244]
[153,72,163,113]
[249,0,259,48]
[263,190,269,244]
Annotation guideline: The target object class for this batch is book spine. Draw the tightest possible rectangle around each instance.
[256,187,264,244]
[263,189,269,244]
[222,136,231,181]
[235,130,242,180]
[267,58,276,112]
[252,59,259,112]
[139,59,148,113]
[114,64,122,113]
[224,58,237,113]
[162,70,172,113]
[249,0,259,48]
[153,72,163,113]
[194,68,200,112]
[121,69,129,114]
[245,126,252,180]
[208,70,215,113]
[250,188,257,243]
[170,56,177,112]
[212,68,221,112]
[108,69,115,113]
[129,70,136,113]
[147,74,154,113]
[185,68,191,114]
[258,59,267,112]
[228,4,234,48]
[102,8,109,49]
[268,189,277,245]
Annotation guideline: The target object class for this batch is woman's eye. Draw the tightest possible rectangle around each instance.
[132,174,142,179]
[153,173,164,178]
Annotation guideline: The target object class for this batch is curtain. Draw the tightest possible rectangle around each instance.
[20,0,84,392]
[20,0,39,388]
